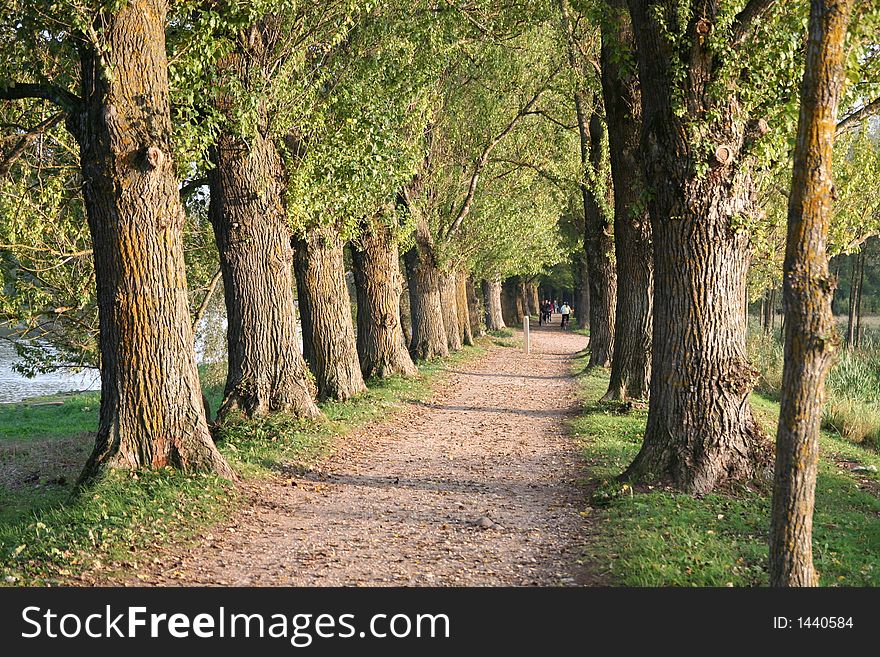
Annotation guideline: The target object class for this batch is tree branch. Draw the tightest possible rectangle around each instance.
[192,267,223,332]
[180,177,209,200]
[443,83,549,242]
[836,96,880,135]
[730,0,779,49]
[0,112,66,175]
[0,83,81,113]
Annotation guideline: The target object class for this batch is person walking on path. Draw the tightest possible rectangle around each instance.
[560,302,571,329]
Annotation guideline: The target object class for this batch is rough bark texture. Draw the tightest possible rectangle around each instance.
[351,218,418,380]
[483,278,506,330]
[293,228,367,401]
[456,272,474,346]
[207,38,319,420]
[440,271,463,352]
[525,282,540,316]
[600,0,653,401]
[623,0,769,493]
[77,0,233,481]
[466,277,485,337]
[403,220,448,360]
[770,0,853,588]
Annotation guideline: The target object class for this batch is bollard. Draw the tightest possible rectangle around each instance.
[523,315,530,355]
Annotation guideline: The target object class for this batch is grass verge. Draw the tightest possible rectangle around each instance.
[0,342,487,585]
[572,355,880,586]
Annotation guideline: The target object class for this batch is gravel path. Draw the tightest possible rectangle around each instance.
[123,324,598,586]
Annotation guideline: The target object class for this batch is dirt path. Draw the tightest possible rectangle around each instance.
[121,324,597,586]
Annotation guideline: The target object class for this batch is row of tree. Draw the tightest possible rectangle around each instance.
[2,1,878,586]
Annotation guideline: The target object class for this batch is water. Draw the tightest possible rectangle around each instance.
[0,339,100,404]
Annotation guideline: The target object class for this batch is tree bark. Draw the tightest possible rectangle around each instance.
[466,277,485,337]
[207,43,320,420]
[525,282,540,317]
[351,217,418,379]
[439,270,463,352]
[403,220,448,360]
[574,252,590,328]
[581,113,617,367]
[502,276,523,327]
[770,0,854,588]
[456,271,474,346]
[76,0,233,481]
[623,0,769,493]
[399,268,413,347]
[600,0,652,400]
[293,227,367,400]
[483,278,506,330]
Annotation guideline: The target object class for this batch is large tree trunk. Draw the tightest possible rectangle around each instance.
[403,220,448,360]
[482,278,506,330]
[208,102,319,420]
[623,0,768,494]
[293,228,367,400]
[455,272,474,346]
[77,0,233,482]
[466,277,485,337]
[440,270,463,352]
[351,217,418,379]
[770,0,853,588]
[600,0,652,401]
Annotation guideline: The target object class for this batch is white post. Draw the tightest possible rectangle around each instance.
[523,315,530,355]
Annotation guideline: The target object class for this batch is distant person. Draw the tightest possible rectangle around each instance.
[560,302,571,329]
[541,299,552,325]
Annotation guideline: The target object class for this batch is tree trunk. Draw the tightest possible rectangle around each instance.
[501,277,522,327]
[403,221,448,360]
[439,270,463,352]
[574,252,590,329]
[76,0,233,481]
[624,0,769,493]
[561,0,616,364]
[581,114,617,367]
[600,0,652,401]
[846,254,857,347]
[293,228,367,401]
[483,278,506,330]
[208,95,319,420]
[466,277,485,337]
[456,271,474,346]
[770,0,854,587]
[399,266,412,347]
[525,282,540,317]
[855,249,865,348]
[351,217,418,379]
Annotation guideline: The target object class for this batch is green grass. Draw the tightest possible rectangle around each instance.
[0,343,486,585]
[572,358,880,587]
[0,392,99,441]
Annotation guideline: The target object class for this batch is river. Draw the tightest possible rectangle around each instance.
[0,339,100,404]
